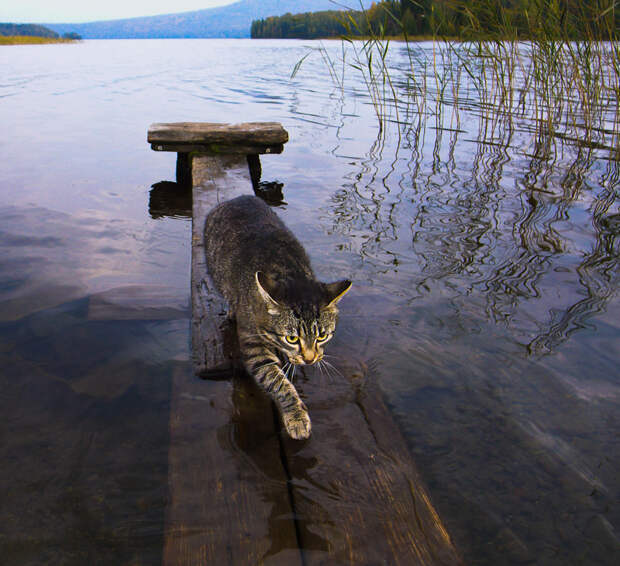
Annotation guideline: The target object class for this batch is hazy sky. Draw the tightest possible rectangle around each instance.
[1,1,238,23]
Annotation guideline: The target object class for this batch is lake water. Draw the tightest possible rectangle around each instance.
[1,39,618,565]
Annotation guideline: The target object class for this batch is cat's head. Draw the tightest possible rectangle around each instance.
[255,271,351,366]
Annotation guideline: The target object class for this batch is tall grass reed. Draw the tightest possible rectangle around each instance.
[295,1,619,158]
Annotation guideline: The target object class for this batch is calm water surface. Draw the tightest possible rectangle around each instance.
[1,39,618,565]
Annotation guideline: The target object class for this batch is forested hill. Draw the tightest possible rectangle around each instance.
[251,1,417,39]
[251,0,619,40]
[0,23,59,38]
[252,10,350,40]
[250,1,426,39]
[45,0,346,39]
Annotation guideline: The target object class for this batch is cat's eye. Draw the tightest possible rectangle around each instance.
[317,332,329,342]
[284,335,299,345]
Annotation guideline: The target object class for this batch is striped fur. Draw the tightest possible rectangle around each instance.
[204,196,351,439]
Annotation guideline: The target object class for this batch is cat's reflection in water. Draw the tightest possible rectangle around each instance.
[213,374,332,560]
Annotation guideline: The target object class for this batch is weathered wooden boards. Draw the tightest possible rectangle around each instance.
[156,126,300,565]
[149,122,462,566]
[164,358,462,566]
[148,122,288,159]
[148,122,289,148]
[283,356,461,566]
[148,121,287,187]
[190,154,250,376]
[163,366,302,566]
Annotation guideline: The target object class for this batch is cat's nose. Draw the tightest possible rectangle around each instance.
[302,350,318,364]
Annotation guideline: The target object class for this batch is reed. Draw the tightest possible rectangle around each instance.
[297,0,619,158]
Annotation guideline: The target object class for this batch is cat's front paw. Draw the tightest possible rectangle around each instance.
[282,404,311,440]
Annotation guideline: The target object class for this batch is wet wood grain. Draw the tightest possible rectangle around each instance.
[282,358,463,565]
[152,142,285,155]
[163,365,302,566]
[190,154,250,376]
[148,122,288,147]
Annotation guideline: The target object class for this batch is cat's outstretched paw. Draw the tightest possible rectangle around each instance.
[282,405,311,440]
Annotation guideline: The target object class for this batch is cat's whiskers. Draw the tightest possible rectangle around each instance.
[322,354,345,375]
[325,367,334,385]
[323,360,343,377]
[285,361,297,383]
[322,359,344,380]
[315,359,334,385]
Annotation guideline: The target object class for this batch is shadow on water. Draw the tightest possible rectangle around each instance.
[225,376,309,561]
[149,181,192,219]
[148,154,286,221]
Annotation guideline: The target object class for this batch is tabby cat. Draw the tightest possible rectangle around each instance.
[204,195,351,439]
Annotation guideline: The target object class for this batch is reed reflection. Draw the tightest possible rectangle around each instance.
[528,160,620,354]
[325,95,619,358]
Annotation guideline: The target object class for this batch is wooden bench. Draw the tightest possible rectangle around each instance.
[148,122,462,566]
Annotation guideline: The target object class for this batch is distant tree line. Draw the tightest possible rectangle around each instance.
[0,23,82,40]
[0,23,59,38]
[250,2,406,39]
[62,32,82,40]
[251,0,618,40]
[251,10,350,39]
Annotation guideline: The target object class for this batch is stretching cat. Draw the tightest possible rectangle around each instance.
[204,195,351,439]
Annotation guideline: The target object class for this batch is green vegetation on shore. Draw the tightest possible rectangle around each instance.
[252,0,618,40]
[0,23,81,44]
[0,36,79,45]
[0,23,59,38]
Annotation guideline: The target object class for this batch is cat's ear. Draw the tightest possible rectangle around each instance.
[255,271,281,315]
[324,279,352,309]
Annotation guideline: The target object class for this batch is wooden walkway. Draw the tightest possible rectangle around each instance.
[148,123,463,566]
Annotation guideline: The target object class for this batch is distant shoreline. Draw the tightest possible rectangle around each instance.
[0,36,79,46]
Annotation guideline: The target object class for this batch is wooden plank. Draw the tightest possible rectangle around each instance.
[190,153,256,376]
[163,364,303,566]
[148,122,289,146]
[176,152,192,188]
[282,355,463,566]
[165,150,302,565]
[151,142,285,155]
